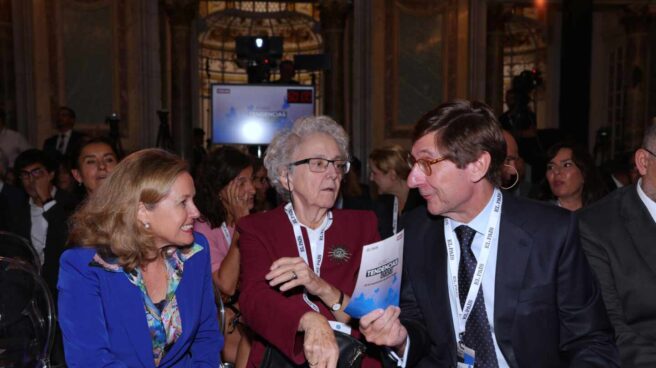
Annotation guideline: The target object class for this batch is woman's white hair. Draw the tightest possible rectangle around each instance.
[264,115,349,200]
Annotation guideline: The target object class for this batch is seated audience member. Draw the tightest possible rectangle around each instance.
[359,100,619,367]
[11,149,77,294]
[0,109,32,168]
[55,156,81,199]
[501,129,535,197]
[369,145,423,237]
[0,149,27,231]
[237,116,383,367]
[70,136,119,195]
[43,106,85,160]
[193,146,255,365]
[539,142,608,211]
[579,122,656,368]
[59,148,222,367]
[252,158,276,213]
[338,156,373,211]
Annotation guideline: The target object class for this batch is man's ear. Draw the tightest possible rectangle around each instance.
[468,151,492,183]
[635,149,650,176]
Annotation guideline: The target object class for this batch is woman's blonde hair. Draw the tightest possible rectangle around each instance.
[69,148,188,271]
[369,145,411,180]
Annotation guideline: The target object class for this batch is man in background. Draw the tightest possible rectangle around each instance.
[43,106,85,159]
[579,121,656,367]
[0,109,32,168]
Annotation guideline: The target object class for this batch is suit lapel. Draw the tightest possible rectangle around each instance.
[410,215,458,362]
[111,273,155,368]
[493,195,532,368]
[622,187,656,275]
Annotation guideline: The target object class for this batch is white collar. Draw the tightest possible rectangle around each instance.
[636,179,656,223]
[450,188,501,234]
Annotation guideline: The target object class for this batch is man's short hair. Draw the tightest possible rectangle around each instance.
[412,100,506,186]
[14,149,58,176]
[642,121,656,151]
[60,106,76,120]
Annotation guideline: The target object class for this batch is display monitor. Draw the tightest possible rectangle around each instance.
[211,84,315,145]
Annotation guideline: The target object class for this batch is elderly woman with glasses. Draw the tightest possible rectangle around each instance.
[237,116,383,368]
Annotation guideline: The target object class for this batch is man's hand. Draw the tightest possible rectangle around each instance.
[360,306,408,355]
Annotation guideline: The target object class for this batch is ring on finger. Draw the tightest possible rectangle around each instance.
[308,361,317,366]
[291,271,298,280]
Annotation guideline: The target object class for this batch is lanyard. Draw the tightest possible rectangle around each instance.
[392,196,399,234]
[444,190,502,341]
[220,222,232,247]
[283,202,333,312]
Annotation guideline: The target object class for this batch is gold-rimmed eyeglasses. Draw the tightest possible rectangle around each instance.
[406,154,448,176]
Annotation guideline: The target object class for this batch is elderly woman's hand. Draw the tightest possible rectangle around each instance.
[266,257,330,297]
[298,312,339,368]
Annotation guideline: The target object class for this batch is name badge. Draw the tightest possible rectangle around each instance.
[457,342,475,368]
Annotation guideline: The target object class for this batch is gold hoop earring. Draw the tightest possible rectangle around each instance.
[500,164,520,190]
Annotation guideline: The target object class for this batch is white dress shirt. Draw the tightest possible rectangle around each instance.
[29,188,57,266]
[447,188,509,367]
[636,178,656,223]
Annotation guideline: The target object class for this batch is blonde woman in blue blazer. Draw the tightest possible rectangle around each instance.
[58,149,222,367]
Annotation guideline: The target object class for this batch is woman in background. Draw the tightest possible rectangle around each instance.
[59,148,222,367]
[70,137,119,195]
[194,146,255,366]
[252,158,275,213]
[540,142,608,211]
[369,145,423,238]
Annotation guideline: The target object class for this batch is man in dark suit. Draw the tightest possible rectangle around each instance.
[359,100,619,367]
[579,121,656,367]
[43,106,85,159]
[11,149,77,295]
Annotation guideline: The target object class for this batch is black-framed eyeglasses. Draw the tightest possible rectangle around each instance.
[406,154,448,176]
[643,147,656,158]
[289,157,351,175]
[18,167,47,180]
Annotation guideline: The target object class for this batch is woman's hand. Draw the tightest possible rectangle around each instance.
[298,312,339,368]
[221,179,251,222]
[266,257,328,296]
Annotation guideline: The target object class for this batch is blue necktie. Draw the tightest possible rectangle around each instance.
[455,225,499,368]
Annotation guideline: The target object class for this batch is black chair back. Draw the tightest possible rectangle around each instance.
[0,231,40,273]
[0,256,55,368]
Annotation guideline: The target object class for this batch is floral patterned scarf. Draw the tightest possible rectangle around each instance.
[91,243,203,366]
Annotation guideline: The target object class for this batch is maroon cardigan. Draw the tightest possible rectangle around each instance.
[237,205,383,367]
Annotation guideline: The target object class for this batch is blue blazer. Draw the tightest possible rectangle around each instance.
[58,233,222,367]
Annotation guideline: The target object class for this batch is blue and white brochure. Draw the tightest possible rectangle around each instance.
[344,231,404,318]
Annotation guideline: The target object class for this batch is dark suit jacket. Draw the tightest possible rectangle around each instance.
[43,130,86,159]
[579,185,656,367]
[0,183,27,232]
[237,205,382,367]
[397,193,619,368]
[10,189,77,295]
[58,233,222,367]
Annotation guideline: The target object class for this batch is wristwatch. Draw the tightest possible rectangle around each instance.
[330,290,344,311]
